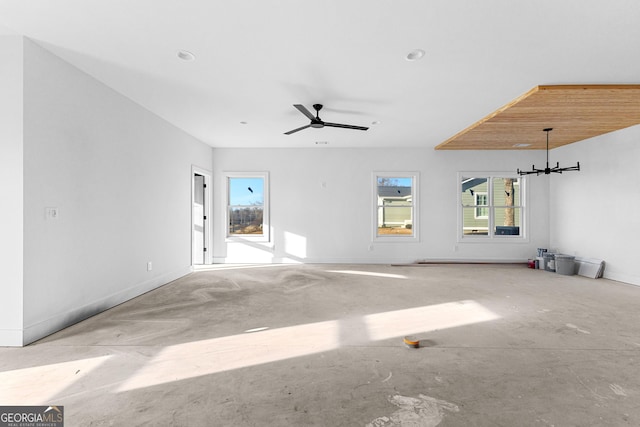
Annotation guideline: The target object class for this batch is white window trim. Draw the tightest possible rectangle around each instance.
[372,171,419,243]
[225,171,270,242]
[457,172,528,243]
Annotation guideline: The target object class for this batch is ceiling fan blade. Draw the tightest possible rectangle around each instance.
[323,122,369,131]
[293,104,316,120]
[284,124,311,135]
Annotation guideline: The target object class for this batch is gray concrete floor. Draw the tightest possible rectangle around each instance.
[2,264,640,426]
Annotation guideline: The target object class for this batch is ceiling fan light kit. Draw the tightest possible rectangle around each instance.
[517,128,580,176]
[284,104,369,135]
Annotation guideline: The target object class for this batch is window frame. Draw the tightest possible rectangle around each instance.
[458,172,527,242]
[225,171,270,242]
[372,171,419,243]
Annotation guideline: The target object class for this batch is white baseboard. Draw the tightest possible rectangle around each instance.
[22,266,192,346]
[214,256,528,265]
[603,271,640,287]
[0,329,24,347]
[214,256,418,264]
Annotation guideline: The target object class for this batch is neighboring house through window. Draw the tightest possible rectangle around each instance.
[459,173,525,240]
[226,172,269,241]
[474,192,488,219]
[373,172,419,242]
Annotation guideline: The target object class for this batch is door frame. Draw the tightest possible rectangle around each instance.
[192,166,212,265]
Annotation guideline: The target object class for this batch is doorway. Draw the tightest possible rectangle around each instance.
[192,167,212,265]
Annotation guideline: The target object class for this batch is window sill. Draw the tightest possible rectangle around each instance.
[457,236,529,244]
[373,235,420,243]
[226,236,271,244]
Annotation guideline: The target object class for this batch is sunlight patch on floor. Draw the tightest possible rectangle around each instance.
[117,300,499,392]
[193,263,292,271]
[364,300,499,341]
[0,355,112,405]
[117,318,341,392]
[327,270,409,279]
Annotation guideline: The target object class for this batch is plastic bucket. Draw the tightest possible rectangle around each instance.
[555,254,576,276]
[543,253,556,272]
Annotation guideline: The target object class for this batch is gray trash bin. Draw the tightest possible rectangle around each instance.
[555,254,576,276]
[543,253,556,272]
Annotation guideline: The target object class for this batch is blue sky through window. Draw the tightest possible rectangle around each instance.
[377,177,412,187]
[229,178,264,206]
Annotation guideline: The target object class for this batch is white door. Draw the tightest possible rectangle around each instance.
[193,173,206,265]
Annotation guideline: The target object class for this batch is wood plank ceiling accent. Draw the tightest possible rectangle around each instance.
[435,85,640,150]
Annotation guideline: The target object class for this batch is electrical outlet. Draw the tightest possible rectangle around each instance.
[147,262,153,271]
[45,207,59,220]
[368,244,374,251]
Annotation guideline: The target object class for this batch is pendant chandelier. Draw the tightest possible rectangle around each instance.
[517,128,580,176]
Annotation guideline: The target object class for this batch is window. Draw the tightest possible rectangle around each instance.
[474,193,488,219]
[226,172,269,241]
[460,174,524,239]
[373,172,419,241]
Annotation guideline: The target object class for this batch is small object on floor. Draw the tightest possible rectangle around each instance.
[403,336,420,348]
[575,257,605,279]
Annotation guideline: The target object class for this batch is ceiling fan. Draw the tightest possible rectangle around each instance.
[284,104,369,135]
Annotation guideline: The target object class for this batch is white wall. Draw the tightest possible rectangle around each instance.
[0,36,24,346]
[212,147,550,264]
[551,125,640,286]
[20,39,213,344]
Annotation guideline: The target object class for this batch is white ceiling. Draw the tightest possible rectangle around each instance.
[1,0,639,149]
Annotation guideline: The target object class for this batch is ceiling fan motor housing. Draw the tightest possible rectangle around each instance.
[284,103,368,134]
[311,104,324,127]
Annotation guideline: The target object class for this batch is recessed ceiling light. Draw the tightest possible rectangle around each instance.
[177,50,195,61]
[406,49,425,61]
[513,143,531,147]
[240,121,248,125]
